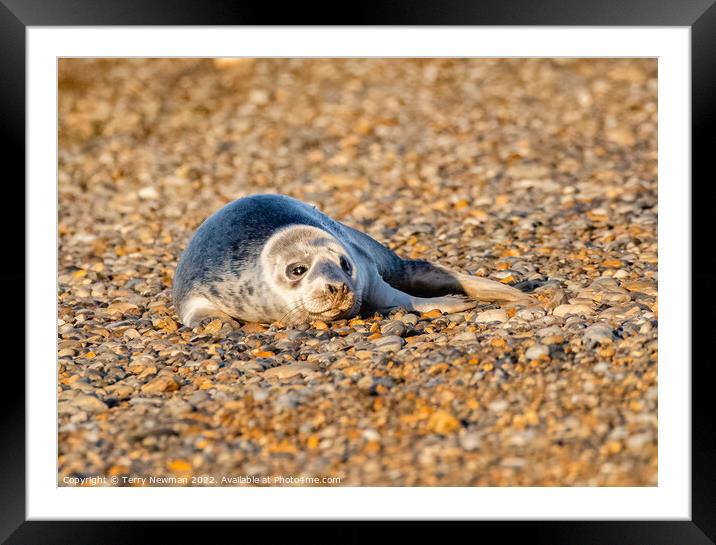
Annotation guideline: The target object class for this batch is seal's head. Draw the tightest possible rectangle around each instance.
[261,225,364,324]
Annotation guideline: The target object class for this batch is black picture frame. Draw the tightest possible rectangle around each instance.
[2,0,712,542]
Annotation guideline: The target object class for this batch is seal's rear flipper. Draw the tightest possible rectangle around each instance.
[396,260,534,304]
[459,275,535,303]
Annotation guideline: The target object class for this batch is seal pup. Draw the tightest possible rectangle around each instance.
[173,194,532,327]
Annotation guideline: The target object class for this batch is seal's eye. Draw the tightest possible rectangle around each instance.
[340,256,352,274]
[287,263,309,279]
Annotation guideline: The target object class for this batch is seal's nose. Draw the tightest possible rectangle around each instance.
[326,282,347,295]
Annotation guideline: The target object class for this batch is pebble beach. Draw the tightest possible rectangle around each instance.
[58,58,658,486]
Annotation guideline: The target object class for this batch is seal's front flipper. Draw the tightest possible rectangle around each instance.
[364,272,477,315]
[177,295,241,329]
[397,260,534,304]
[409,294,477,314]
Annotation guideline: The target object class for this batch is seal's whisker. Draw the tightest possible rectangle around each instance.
[279,295,320,324]
[279,301,302,324]
[280,293,335,324]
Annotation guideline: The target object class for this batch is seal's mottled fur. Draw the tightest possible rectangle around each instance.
[173,194,531,326]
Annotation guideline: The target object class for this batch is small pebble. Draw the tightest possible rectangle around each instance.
[372,335,405,352]
[553,304,595,317]
[459,432,482,451]
[70,394,108,413]
[525,344,549,360]
[400,314,419,326]
[141,374,180,394]
[263,362,317,379]
[475,309,508,323]
[380,321,407,337]
[583,323,615,347]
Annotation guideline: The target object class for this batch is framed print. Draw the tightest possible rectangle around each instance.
[2,0,713,542]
